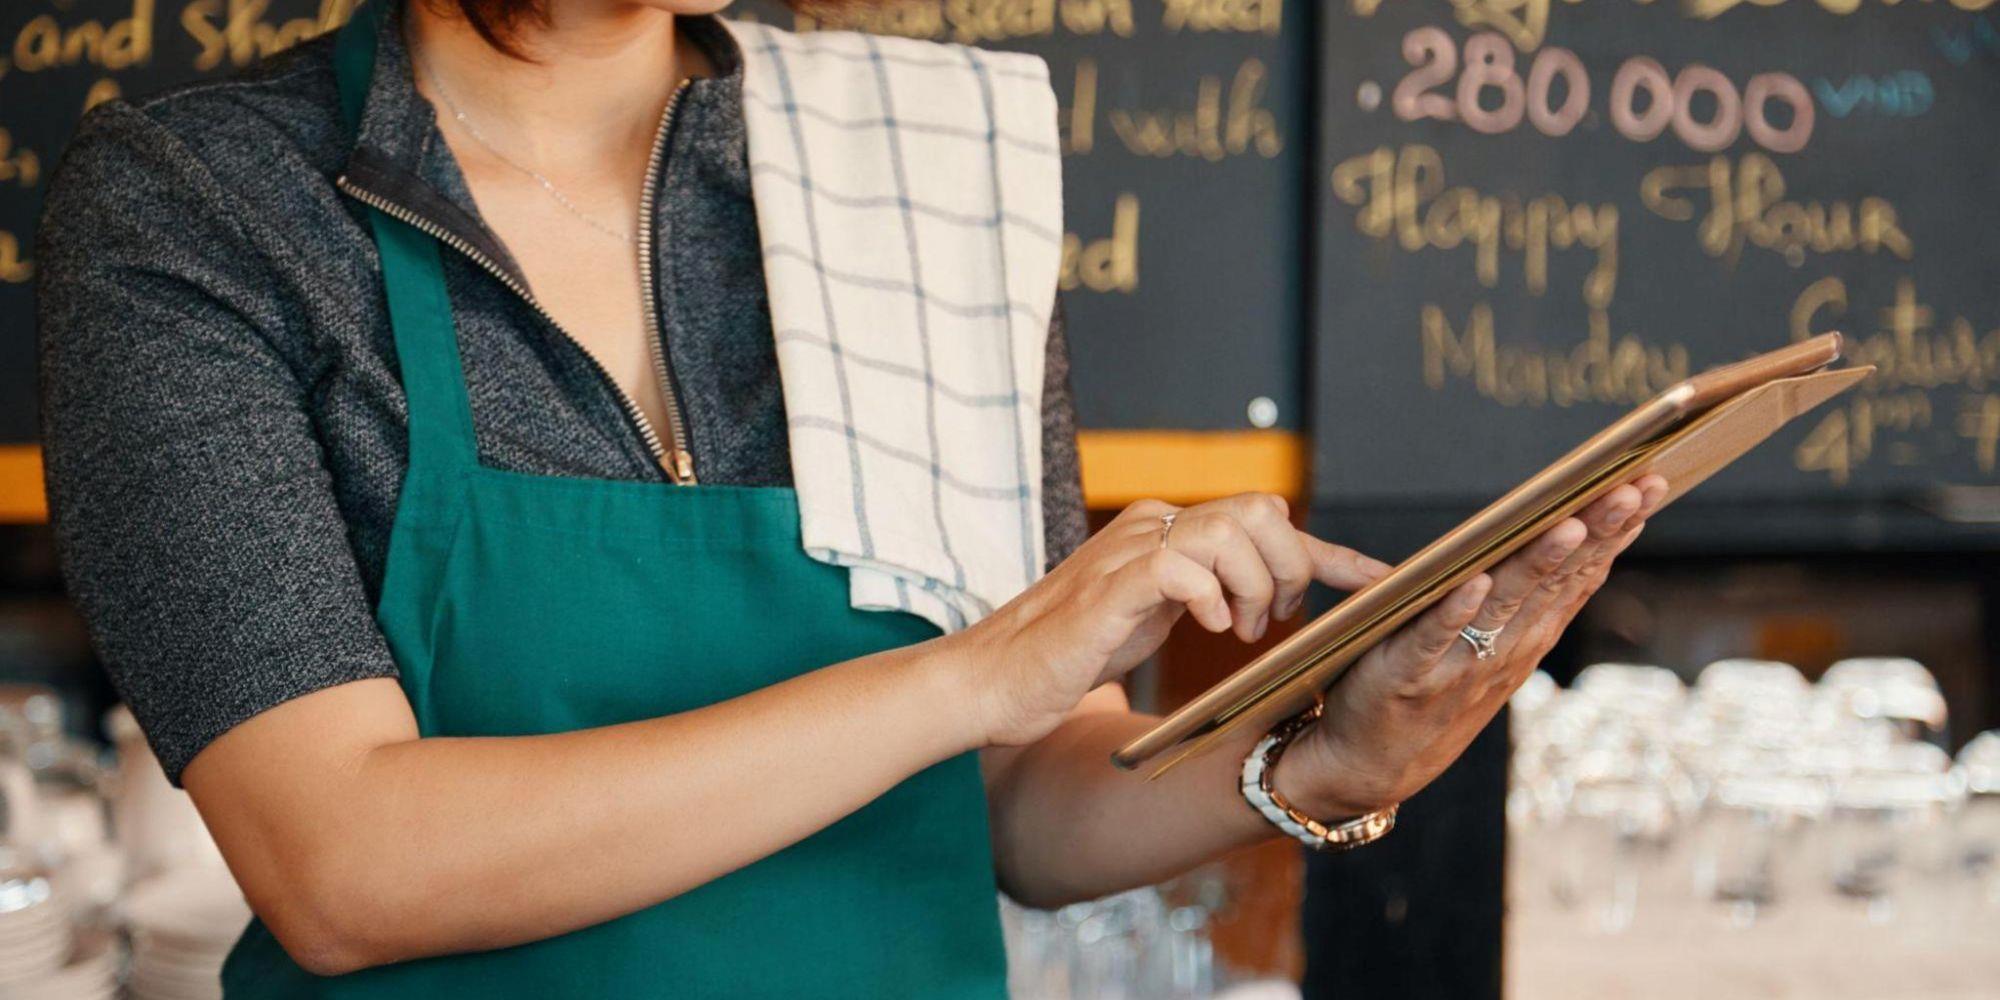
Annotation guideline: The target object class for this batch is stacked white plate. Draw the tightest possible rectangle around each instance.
[0,928,119,1000]
[123,866,251,1000]
[0,866,67,987]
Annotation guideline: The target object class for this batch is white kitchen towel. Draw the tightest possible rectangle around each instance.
[721,17,1065,633]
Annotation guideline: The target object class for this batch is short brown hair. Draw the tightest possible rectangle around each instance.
[428,1,849,63]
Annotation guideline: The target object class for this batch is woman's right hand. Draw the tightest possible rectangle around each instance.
[945,494,1394,748]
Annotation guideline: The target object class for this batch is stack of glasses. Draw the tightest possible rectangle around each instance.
[1509,657,1999,934]
[0,684,123,999]
[0,864,119,998]
[0,692,251,999]
[122,866,254,1000]
[998,867,1301,1000]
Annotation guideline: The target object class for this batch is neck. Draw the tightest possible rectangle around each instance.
[403,0,709,170]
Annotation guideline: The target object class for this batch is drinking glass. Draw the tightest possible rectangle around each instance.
[1690,771,1826,927]
[1552,744,1684,934]
[1822,743,1958,925]
[1949,731,2000,916]
[1819,657,1947,744]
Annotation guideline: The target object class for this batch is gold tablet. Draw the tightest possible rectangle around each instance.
[1112,332,1872,776]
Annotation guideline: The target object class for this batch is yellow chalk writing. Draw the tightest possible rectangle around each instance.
[1162,0,1284,34]
[793,0,1135,41]
[1959,395,2000,474]
[0,130,40,188]
[0,230,31,285]
[182,0,357,70]
[1643,154,1912,267]
[1421,303,1687,407]
[10,0,153,75]
[1108,58,1283,160]
[1062,193,1140,293]
[1333,144,1619,309]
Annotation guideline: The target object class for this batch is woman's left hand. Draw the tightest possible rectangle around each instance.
[1271,473,1670,820]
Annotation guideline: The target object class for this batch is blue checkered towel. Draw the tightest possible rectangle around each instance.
[721,18,1065,634]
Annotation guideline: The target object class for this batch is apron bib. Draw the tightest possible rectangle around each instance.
[217,8,1012,996]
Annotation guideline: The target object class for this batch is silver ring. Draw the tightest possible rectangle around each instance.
[1458,623,1502,660]
[1158,511,1178,549]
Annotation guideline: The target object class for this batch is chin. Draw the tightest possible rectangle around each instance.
[638,0,736,12]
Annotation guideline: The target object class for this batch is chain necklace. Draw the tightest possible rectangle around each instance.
[414,46,636,245]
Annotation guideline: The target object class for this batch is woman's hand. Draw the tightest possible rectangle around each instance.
[947,493,1393,748]
[1271,473,1670,819]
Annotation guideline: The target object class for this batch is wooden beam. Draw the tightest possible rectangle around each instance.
[0,432,1313,525]
[1077,429,1309,508]
[0,446,46,524]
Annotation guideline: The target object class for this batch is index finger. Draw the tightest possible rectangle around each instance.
[1299,532,1394,595]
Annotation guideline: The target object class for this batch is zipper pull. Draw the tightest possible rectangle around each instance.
[671,449,698,485]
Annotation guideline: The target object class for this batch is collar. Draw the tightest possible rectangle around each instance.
[335,0,745,288]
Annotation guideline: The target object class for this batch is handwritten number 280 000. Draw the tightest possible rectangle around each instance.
[1392,27,1815,155]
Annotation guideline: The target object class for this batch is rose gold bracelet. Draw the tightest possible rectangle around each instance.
[1238,699,1398,852]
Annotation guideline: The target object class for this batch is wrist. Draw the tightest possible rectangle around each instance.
[1240,709,1402,854]
[1267,723,1393,822]
[909,629,996,756]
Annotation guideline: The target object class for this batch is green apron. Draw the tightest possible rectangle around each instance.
[218,6,1012,995]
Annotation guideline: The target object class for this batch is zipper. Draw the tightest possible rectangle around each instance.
[333,77,700,484]
[635,77,698,484]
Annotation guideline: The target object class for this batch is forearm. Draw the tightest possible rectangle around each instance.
[191,640,980,973]
[985,706,1282,909]
[988,477,1664,909]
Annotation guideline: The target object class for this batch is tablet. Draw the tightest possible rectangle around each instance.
[1111,332,1872,776]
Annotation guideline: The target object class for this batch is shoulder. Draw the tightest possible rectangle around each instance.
[717,15,1056,116]
[127,30,344,166]
[35,38,346,370]
[37,33,345,299]
[46,32,345,219]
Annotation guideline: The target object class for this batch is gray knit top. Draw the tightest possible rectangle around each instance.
[32,2,1088,785]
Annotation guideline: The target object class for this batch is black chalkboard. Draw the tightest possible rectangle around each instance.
[739,0,1311,433]
[0,0,1309,442]
[0,0,368,444]
[1312,0,2000,513]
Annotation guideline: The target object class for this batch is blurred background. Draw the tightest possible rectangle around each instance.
[1,0,1997,997]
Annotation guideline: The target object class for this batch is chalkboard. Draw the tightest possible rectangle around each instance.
[740,0,1310,433]
[0,0,1309,442]
[1312,0,2000,513]
[0,0,370,444]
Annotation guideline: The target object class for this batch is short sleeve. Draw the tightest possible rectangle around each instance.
[34,99,401,786]
[1039,292,1088,571]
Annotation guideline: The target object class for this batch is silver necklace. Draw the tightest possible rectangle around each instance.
[415,48,635,245]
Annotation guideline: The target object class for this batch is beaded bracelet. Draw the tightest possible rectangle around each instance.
[1238,699,1399,852]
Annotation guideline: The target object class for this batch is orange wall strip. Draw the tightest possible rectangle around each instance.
[0,432,1311,525]
[1074,429,1309,508]
[0,446,45,524]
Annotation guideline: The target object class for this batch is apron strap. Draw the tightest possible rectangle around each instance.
[335,0,481,475]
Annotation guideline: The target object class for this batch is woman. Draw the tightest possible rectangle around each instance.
[33,0,1666,995]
